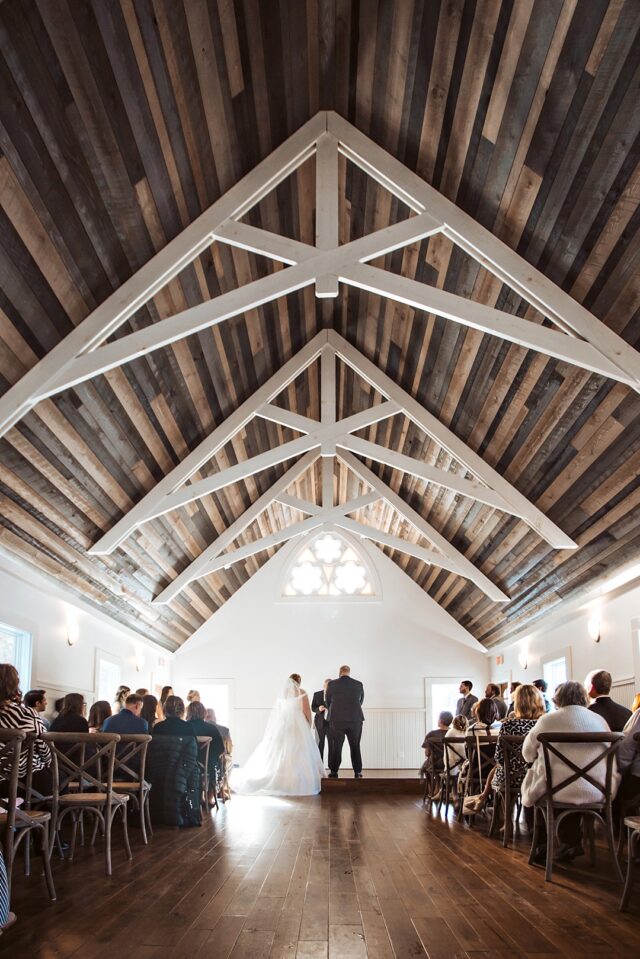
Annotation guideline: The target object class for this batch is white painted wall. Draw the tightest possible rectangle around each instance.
[173,535,489,767]
[489,579,640,696]
[0,553,171,722]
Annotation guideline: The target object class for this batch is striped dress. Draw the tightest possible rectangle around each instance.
[0,849,8,926]
[0,701,50,777]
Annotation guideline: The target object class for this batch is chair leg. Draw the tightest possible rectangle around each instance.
[120,804,133,862]
[139,794,148,845]
[619,828,638,912]
[40,823,56,901]
[145,795,153,838]
[545,808,555,883]
[604,809,624,882]
[24,830,31,877]
[69,811,79,862]
[104,807,112,877]
[528,806,540,866]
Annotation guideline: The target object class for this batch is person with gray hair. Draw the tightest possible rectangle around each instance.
[521,681,620,865]
[420,711,453,793]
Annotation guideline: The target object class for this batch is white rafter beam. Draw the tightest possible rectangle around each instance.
[333,516,443,567]
[0,113,329,435]
[338,449,509,602]
[329,330,576,551]
[90,332,328,555]
[315,132,339,297]
[337,434,510,511]
[327,110,640,390]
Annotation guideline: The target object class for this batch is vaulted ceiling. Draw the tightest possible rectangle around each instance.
[0,0,639,653]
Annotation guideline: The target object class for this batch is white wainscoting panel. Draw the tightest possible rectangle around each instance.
[232,707,426,769]
[611,678,636,710]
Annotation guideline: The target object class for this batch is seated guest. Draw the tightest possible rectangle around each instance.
[50,693,89,733]
[533,679,551,714]
[506,681,522,716]
[587,669,631,731]
[53,697,64,717]
[141,694,159,731]
[24,689,50,729]
[616,707,640,810]
[186,701,226,805]
[468,698,501,732]
[88,700,112,732]
[0,664,51,792]
[135,688,148,697]
[187,689,201,706]
[103,693,148,733]
[152,695,193,736]
[456,680,478,719]
[491,684,544,800]
[445,714,468,766]
[420,711,452,781]
[522,681,619,864]
[206,707,231,746]
[631,693,640,713]
[485,683,507,719]
[113,685,130,714]
[159,685,173,719]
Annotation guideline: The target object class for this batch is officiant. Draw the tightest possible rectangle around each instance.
[311,678,332,761]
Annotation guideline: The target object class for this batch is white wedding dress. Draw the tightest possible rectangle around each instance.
[232,680,325,796]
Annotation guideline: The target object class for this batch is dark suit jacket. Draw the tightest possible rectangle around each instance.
[49,713,89,733]
[589,696,631,732]
[325,676,364,724]
[455,694,478,719]
[103,709,148,734]
[311,690,329,732]
[152,717,194,737]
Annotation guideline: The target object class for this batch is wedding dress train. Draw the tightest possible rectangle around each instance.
[232,680,325,796]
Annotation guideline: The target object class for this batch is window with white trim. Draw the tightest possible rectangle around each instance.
[283,531,376,599]
[0,622,33,688]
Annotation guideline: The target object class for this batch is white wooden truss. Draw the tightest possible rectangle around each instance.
[3,109,635,613]
[0,111,638,443]
[88,329,576,607]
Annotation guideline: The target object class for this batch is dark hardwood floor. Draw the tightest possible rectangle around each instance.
[6,794,640,958]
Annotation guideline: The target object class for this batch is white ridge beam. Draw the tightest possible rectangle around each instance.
[338,449,509,602]
[338,435,510,511]
[328,110,640,390]
[154,451,320,604]
[329,330,576,551]
[91,333,327,555]
[315,132,339,297]
[0,112,328,435]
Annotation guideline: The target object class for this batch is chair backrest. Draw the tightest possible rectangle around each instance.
[196,736,212,770]
[444,736,467,772]
[20,732,50,806]
[43,733,120,799]
[537,732,623,806]
[0,730,26,835]
[465,732,497,791]
[499,734,526,795]
[113,734,152,783]
[428,737,446,772]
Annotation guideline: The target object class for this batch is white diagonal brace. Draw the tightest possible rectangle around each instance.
[0,113,329,435]
[275,493,322,515]
[91,332,328,555]
[257,405,320,434]
[329,330,575,551]
[153,451,320,604]
[334,516,444,567]
[328,111,640,390]
[338,434,510,511]
[338,449,508,602]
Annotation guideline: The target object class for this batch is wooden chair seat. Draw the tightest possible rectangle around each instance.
[620,815,640,911]
[58,791,128,804]
[112,781,142,790]
[625,815,640,829]
[0,809,51,824]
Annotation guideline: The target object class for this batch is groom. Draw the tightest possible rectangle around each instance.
[326,665,364,778]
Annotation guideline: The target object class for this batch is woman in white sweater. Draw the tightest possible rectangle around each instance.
[521,680,620,864]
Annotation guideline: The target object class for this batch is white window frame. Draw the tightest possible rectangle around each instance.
[94,649,122,705]
[279,529,382,604]
[541,646,573,692]
[0,620,33,689]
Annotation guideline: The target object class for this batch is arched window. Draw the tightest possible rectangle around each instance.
[282,530,378,599]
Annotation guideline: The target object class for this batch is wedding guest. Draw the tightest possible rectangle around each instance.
[492,684,544,797]
[522,681,618,864]
[135,688,148,697]
[141,694,159,731]
[88,700,112,732]
[0,664,51,792]
[421,711,452,785]
[0,848,15,934]
[113,685,130,714]
[615,706,640,810]
[455,681,478,719]
[485,683,507,719]
[159,685,173,718]
[587,670,631,731]
[533,679,551,713]
[23,689,50,729]
[207,707,231,746]
[506,681,522,716]
[187,689,201,706]
[153,696,193,736]
[468,698,501,731]
[186,701,225,804]
[631,693,640,712]
[50,693,89,733]
[53,697,64,717]
[103,693,147,734]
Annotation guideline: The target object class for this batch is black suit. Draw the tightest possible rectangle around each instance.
[311,690,329,761]
[589,696,631,732]
[326,675,364,775]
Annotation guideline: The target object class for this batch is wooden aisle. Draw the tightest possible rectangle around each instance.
[6,794,640,958]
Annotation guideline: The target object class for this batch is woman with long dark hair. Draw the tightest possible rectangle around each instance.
[88,700,112,733]
[159,685,173,719]
[141,694,158,731]
[50,693,89,733]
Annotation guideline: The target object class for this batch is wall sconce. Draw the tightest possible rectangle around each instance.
[588,616,601,643]
[518,650,528,671]
[135,648,146,672]
[67,620,79,647]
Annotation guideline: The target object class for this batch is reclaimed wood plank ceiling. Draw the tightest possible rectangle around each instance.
[0,0,639,652]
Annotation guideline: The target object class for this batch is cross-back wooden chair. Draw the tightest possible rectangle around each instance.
[436,736,467,816]
[112,734,153,843]
[43,732,132,876]
[528,731,623,882]
[0,730,56,900]
[619,815,640,912]
[459,732,498,822]
[488,734,526,846]
[617,731,640,856]
[422,738,446,805]
[196,737,215,814]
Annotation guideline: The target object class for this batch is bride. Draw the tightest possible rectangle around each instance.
[232,673,325,796]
